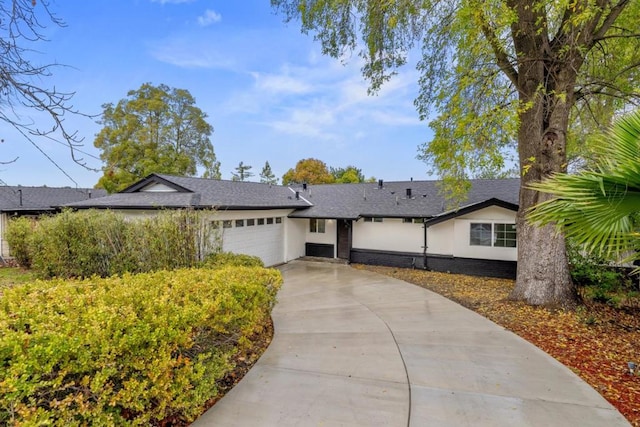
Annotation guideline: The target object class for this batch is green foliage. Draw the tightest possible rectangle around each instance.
[231,161,254,181]
[273,0,640,192]
[282,158,335,185]
[330,165,367,183]
[259,161,278,184]
[529,110,640,261]
[94,83,221,193]
[567,240,635,307]
[0,267,282,425]
[0,268,36,291]
[202,252,265,269]
[17,209,220,279]
[4,216,36,268]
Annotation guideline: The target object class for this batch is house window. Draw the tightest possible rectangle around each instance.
[363,217,373,222]
[235,219,244,227]
[494,223,517,247]
[276,217,282,224]
[310,218,326,233]
[403,218,413,223]
[267,218,274,225]
[373,217,383,223]
[470,223,517,247]
[222,220,232,229]
[470,223,492,246]
[258,218,265,225]
[247,219,255,226]
[413,218,425,224]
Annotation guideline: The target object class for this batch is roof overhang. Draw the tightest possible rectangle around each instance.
[120,174,192,193]
[423,198,518,227]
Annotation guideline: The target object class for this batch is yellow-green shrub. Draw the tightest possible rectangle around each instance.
[0,266,282,426]
[4,216,36,268]
[14,209,220,279]
[202,252,265,269]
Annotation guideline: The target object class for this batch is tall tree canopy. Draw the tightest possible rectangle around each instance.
[272,0,640,306]
[260,161,278,184]
[282,158,335,184]
[231,161,254,181]
[94,83,220,193]
[1,0,88,176]
[331,165,372,183]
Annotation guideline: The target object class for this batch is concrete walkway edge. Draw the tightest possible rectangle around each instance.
[193,261,629,426]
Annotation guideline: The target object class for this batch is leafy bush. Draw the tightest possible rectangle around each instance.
[0,266,282,425]
[567,241,634,305]
[4,216,36,268]
[202,252,264,269]
[14,209,220,279]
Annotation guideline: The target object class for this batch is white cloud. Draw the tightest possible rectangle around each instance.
[251,71,313,95]
[198,9,222,27]
[268,105,337,140]
[149,37,236,69]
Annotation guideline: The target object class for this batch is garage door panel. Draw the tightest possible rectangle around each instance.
[221,223,284,266]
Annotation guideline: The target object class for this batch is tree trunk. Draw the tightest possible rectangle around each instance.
[508,46,579,307]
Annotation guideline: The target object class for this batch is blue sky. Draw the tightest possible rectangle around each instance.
[2,0,433,188]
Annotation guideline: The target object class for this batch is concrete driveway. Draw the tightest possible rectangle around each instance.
[193,260,629,426]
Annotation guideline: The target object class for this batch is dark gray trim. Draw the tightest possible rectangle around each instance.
[350,248,516,279]
[424,198,518,227]
[121,174,192,193]
[306,243,334,258]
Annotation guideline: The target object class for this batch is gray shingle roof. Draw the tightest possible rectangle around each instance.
[65,174,312,210]
[0,186,106,212]
[287,179,520,219]
[63,174,520,218]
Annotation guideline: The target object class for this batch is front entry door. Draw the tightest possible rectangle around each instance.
[336,219,352,260]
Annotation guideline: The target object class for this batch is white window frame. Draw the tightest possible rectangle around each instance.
[470,222,517,248]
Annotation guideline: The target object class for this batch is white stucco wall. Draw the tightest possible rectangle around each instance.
[0,213,8,258]
[285,218,306,261]
[425,220,454,256]
[452,206,518,261]
[305,219,337,251]
[353,218,424,253]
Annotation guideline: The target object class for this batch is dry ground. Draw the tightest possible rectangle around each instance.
[353,264,640,426]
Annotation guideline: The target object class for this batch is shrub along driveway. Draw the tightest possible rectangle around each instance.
[193,261,629,426]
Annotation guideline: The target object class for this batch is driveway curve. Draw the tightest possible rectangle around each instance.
[193,260,629,427]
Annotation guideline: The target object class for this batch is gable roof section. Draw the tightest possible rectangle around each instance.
[422,198,519,227]
[65,174,312,210]
[287,179,520,219]
[0,186,106,213]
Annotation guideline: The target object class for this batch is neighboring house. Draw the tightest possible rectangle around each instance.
[0,186,107,258]
[64,174,520,278]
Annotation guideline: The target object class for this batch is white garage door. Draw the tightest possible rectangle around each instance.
[221,218,285,266]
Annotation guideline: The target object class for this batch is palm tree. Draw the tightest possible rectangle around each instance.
[528,110,640,262]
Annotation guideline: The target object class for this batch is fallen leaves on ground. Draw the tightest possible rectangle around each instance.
[354,264,640,426]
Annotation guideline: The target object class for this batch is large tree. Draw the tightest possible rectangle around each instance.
[1,0,89,177]
[94,83,220,192]
[282,158,335,185]
[529,110,640,262]
[272,0,640,306]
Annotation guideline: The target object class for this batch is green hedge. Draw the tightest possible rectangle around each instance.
[6,209,220,279]
[202,252,265,269]
[0,266,282,425]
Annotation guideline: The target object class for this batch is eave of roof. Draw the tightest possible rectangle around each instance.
[423,198,518,227]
